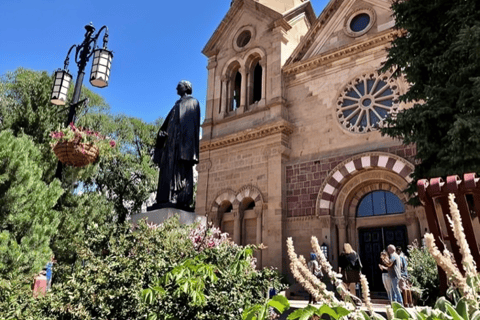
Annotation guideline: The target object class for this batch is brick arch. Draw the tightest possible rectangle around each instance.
[236,185,264,215]
[316,152,414,216]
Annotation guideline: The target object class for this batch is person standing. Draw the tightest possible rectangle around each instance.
[339,243,362,296]
[387,244,404,305]
[379,251,393,302]
[308,252,322,304]
[396,247,413,307]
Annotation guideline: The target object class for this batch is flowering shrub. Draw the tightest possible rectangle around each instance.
[50,122,116,159]
[28,216,285,320]
[189,222,230,251]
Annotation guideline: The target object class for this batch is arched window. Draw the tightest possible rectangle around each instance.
[252,62,262,104]
[357,190,404,217]
[240,198,256,246]
[231,71,242,111]
[218,201,234,237]
[246,54,263,107]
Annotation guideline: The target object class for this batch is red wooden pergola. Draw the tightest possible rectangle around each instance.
[417,173,480,290]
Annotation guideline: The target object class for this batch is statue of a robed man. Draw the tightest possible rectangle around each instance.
[149,80,200,211]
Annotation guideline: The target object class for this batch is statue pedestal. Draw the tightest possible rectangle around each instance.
[130,208,206,226]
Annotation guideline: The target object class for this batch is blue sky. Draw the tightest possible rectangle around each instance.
[0,0,328,123]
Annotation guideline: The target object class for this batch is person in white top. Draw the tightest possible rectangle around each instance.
[307,252,323,304]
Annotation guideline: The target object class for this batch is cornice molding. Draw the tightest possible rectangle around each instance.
[200,120,294,152]
[283,29,403,76]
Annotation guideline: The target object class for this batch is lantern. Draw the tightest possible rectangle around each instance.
[51,69,72,105]
[90,48,113,88]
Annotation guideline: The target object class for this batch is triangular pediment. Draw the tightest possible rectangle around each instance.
[203,0,284,57]
[285,0,395,65]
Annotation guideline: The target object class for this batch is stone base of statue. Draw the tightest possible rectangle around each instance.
[130,207,206,226]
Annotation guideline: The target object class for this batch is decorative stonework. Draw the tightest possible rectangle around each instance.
[343,7,376,38]
[284,29,404,76]
[210,185,265,219]
[336,71,400,134]
[197,159,212,173]
[316,152,414,216]
[200,120,294,152]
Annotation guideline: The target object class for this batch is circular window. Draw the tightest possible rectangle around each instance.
[336,72,400,134]
[236,30,251,48]
[344,8,376,37]
[350,13,371,32]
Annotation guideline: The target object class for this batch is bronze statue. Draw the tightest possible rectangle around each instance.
[149,80,200,211]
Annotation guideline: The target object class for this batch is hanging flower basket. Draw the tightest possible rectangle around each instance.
[50,123,116,168]
[53,140,99,167]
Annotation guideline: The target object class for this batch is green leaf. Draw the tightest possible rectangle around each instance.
[268,295,290,314]
[455,298,468,320]
[333,306,351,318]
[395,308,411,319]
[316,304,339,320]
[446,304,465,320]
[287,305,316,320]
[242,305,261,320]
[142,288,154,304]
[435,297,453,313]
[392,302,406,313]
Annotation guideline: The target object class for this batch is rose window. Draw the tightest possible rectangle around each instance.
[336,72,399,133]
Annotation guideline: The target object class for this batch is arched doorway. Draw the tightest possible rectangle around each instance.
[356,190,408,294]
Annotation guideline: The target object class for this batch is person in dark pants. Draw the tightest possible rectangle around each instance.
[338,243,362,297]
[397,246,413,307]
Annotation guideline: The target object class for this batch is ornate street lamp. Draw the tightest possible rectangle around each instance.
[51,69,72,106]
[51,22,113,178]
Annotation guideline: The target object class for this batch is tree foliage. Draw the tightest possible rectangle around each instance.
[0,68,161,262]
[407,241,440,306]
[0,131,63,281]
[0,68,108,184]
[381,0,480,195]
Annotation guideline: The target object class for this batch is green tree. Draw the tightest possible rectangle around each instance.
[0,131,63,281]
[0,68,161,262]
[77,113,160,223]
[381,0,480,196]
[0,68,108,184]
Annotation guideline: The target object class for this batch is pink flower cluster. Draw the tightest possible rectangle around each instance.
[50,122,116,149]
[49,131,64,139]
[189,224,230,251]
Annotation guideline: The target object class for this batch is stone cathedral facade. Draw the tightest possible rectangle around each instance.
[196,0,428,292]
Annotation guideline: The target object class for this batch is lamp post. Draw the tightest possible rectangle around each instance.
[51,22,113,179]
